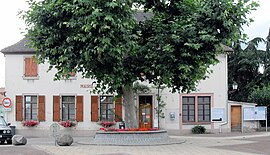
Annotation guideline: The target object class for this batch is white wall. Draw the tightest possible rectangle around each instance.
[4,53,229,135]
[5,54,98,131]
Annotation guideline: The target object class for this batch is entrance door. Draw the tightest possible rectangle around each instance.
[231,106,242,132]
[139,96,153,129]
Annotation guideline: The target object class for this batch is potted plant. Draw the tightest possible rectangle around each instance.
[22,120,39,127]
[98,121,115,128]
[59,120,76,128]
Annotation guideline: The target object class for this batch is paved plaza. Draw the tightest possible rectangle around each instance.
[1,132,270,155]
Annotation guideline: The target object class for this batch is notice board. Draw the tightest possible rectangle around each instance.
[244,106,267,121]
[211,108,225,122]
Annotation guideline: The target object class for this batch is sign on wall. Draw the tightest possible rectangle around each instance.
[211,108,225,122]
[244,106,267,120]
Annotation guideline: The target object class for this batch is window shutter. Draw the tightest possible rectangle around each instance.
[38,96,45,121]
[91,96,99,122]
[69,72,76,77]
[53,96,60,122]
[76,96,83,122]
[115,98,122,122]
[24,57,38,77]
[24,58,31,77]
[16,96,23,121]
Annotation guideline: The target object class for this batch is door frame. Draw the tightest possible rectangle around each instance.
[138,95,154,128]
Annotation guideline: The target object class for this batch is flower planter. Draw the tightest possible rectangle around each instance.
[95,130,169,140]
[22,120,39,127]
[59,120,76,128]
[89,130,185,146]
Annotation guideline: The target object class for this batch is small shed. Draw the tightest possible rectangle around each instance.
[229,101,260,132]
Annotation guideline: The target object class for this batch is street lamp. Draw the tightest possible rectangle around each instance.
[232,82,238,90]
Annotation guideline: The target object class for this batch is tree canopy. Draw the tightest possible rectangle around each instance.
[23,0,258,127]
[23,0,258,94]
[228,28,270,102]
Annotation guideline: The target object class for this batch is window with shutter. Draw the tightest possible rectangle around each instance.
[62,72,76,80]
[24,57,38,78]
[16,95,46,121]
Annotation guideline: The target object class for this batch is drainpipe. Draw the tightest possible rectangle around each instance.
[157,84,160,129]
[220,54,229,133]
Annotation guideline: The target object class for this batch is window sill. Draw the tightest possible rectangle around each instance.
[62,76,77,81]
[22,76,40,80]
[182,122,211,125]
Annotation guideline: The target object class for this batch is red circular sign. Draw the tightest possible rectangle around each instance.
[2,97,12,108]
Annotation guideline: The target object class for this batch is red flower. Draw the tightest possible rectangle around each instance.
[59,120,76,127]
[101,127,159,132]
[98,121,115,128]
[22,120,39,127]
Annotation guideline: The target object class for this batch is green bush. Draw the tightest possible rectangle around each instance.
[191,125,206,134]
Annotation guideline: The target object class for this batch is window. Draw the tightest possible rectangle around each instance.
[62,96,75,121]
[182,97,195,122]
[100,96,114,122]
[182,95,211,123]
[198,96,211,122]
[24,57,38,77]
[24,96,38,121]
[16,95,45,121]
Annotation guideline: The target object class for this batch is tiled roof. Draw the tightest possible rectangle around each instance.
[222,45,233,52]
[1,37,35,54]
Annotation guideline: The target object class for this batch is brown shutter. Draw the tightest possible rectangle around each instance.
[38,96,45,121]
[53,96,60,121]
[76,96,83,122]
[31,58,38,76]
[69,72,76,77]
[24,58,31,77]
[115,98,122,122]
[24,57,38,77]
[91,96,99,122]
[16,96,23,121]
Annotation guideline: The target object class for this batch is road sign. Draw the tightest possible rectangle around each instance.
[2,98,12,108]
[2,108,11,112]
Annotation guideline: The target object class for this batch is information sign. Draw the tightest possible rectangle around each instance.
[211,108,225,122]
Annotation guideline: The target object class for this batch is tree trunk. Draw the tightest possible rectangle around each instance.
[122,85,138,128]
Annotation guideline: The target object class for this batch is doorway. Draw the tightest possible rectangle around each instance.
[139,96,153,128]
[231,105,242,132]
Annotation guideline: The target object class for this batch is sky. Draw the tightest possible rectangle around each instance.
[0,0,269,88]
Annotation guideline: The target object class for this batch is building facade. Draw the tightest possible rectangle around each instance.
[1,38,232,137]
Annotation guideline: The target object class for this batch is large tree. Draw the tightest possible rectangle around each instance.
[228,28,270,102]
[22,0,257,128]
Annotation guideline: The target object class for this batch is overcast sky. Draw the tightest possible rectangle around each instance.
[0,0,269,88]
